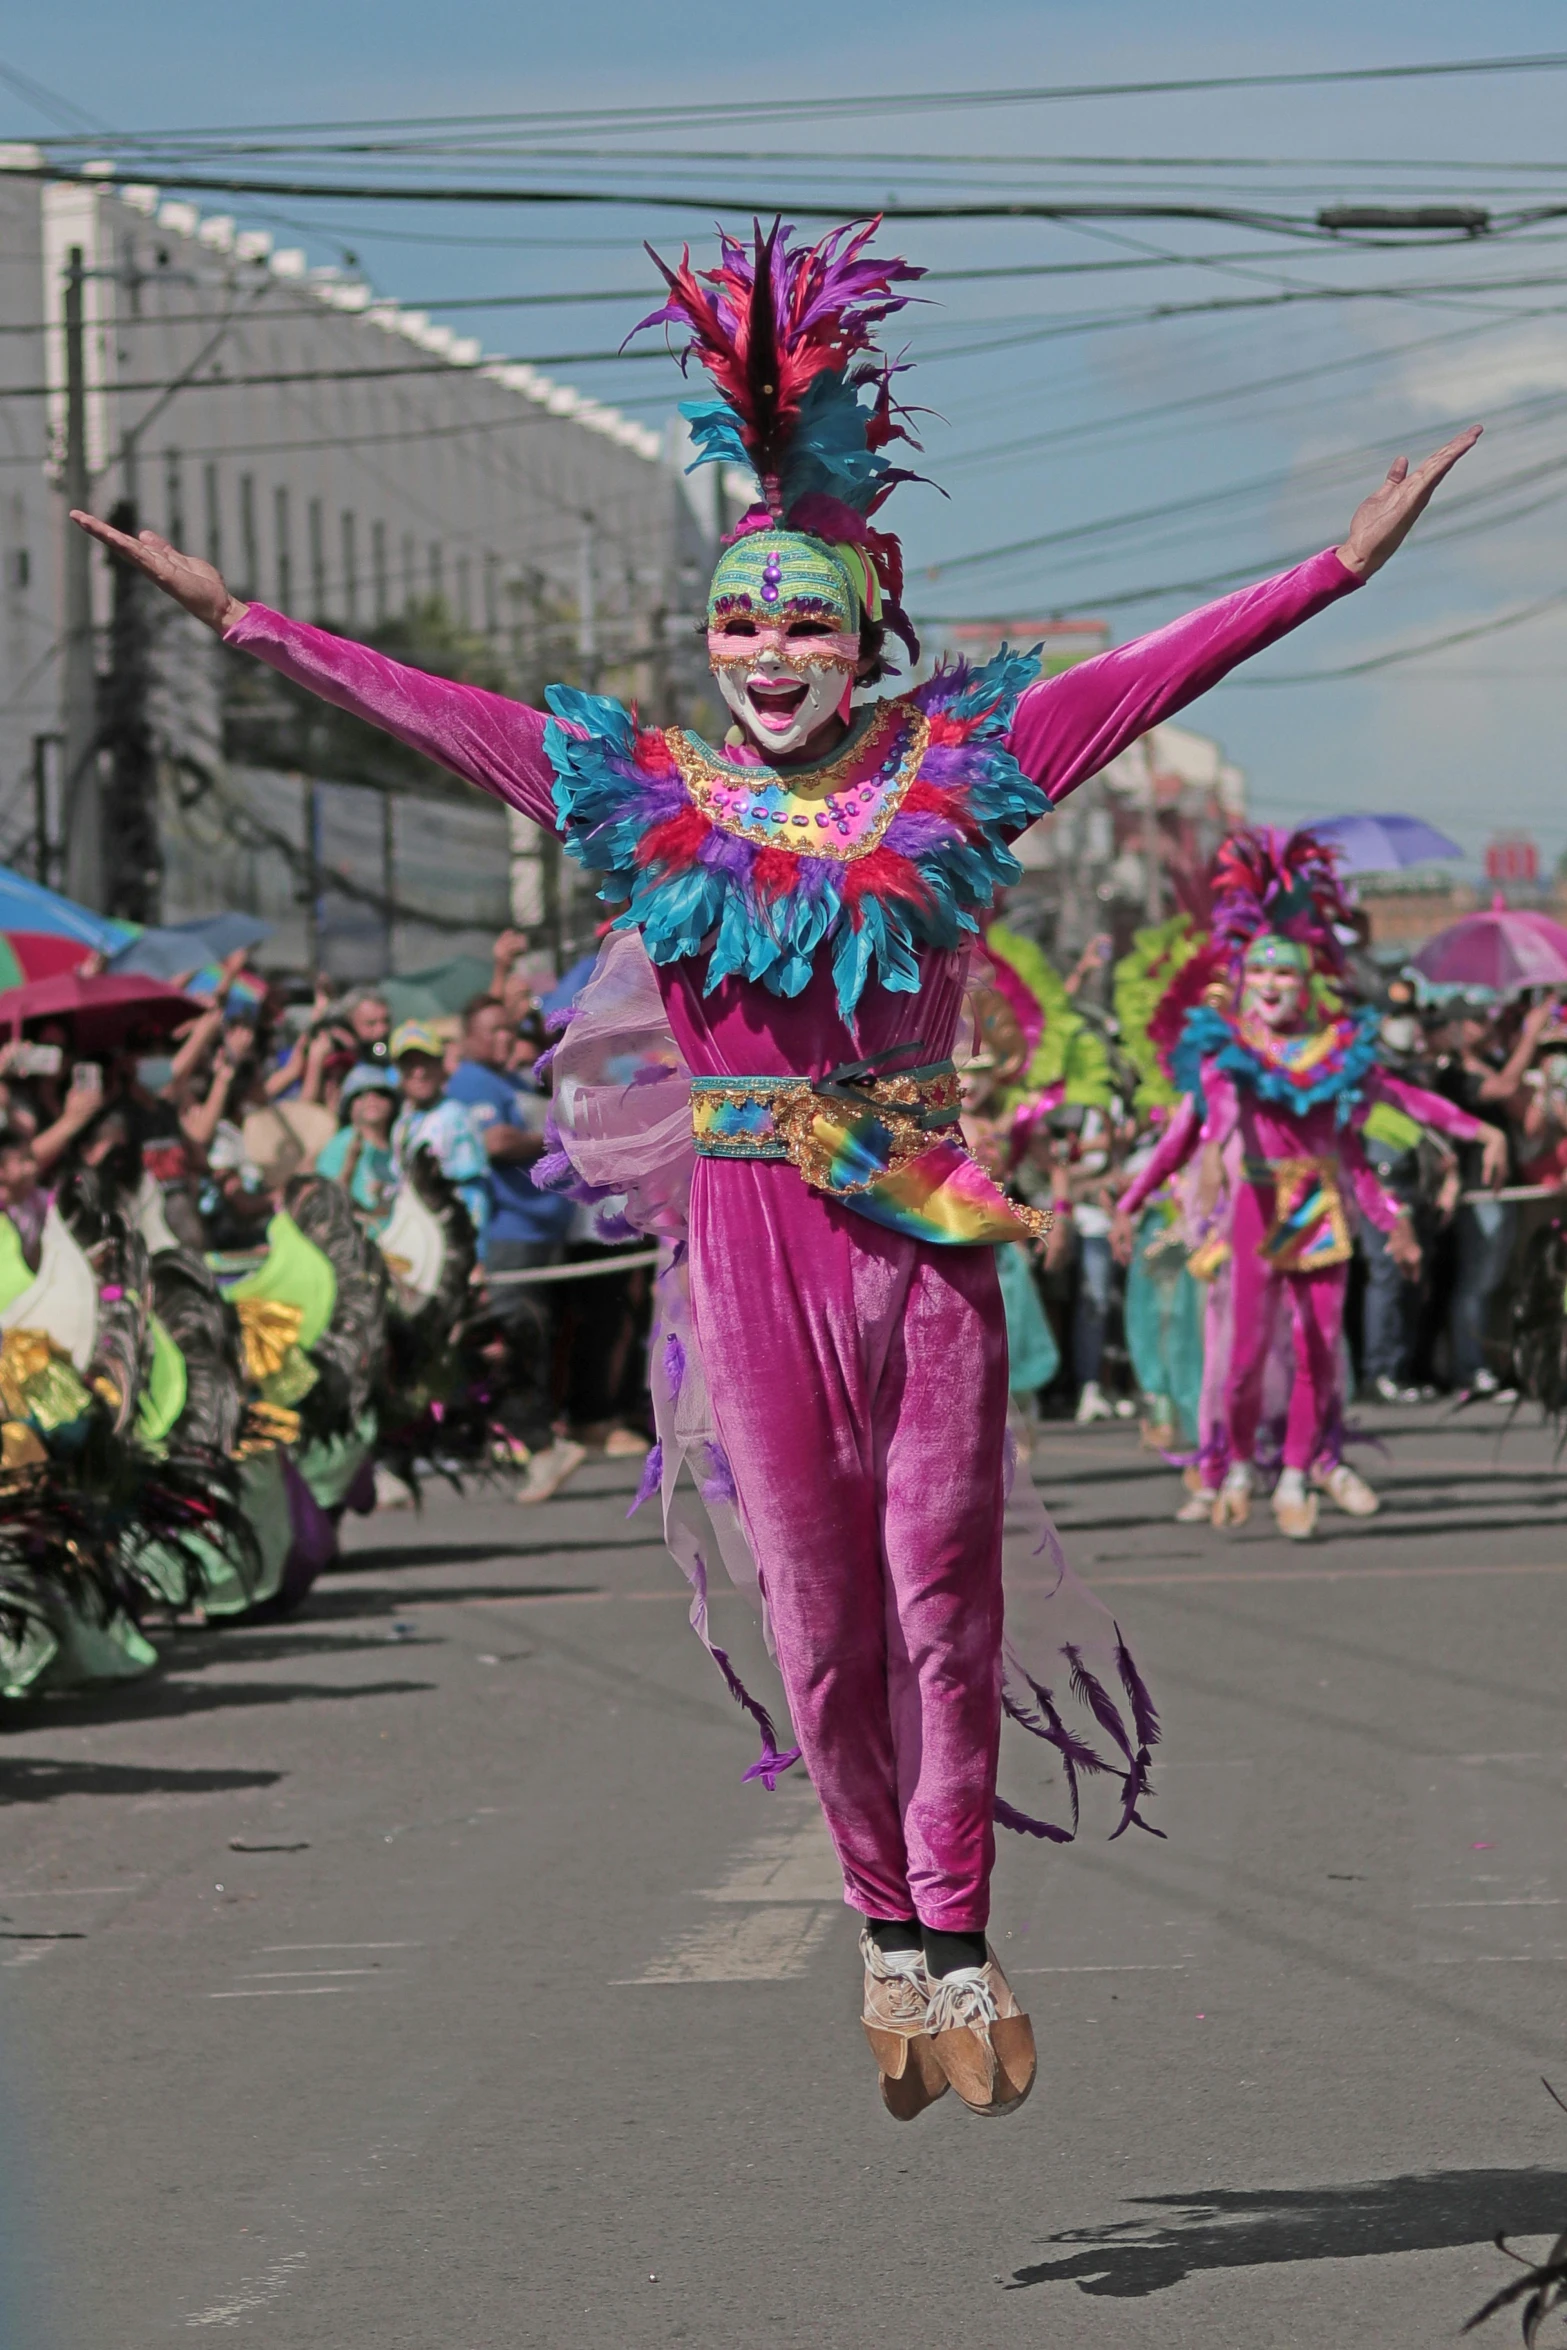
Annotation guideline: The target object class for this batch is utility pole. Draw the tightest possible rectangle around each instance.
[61,246,104,910]
[31,734,60,887]
[102,495,161,922]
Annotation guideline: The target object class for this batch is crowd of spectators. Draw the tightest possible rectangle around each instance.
[0,927,652,1506]
[0,925,1561,1492]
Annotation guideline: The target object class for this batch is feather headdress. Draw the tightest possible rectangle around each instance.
[1210,825,1353,977]
[632,217,927,659]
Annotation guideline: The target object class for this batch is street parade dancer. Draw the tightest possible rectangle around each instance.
[1113,828,1507,1539]
[76,217,1479,2120]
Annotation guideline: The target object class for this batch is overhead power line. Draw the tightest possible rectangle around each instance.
[1230,585,1567,682]
[0,158,1556,242]
[19,51,1567,143]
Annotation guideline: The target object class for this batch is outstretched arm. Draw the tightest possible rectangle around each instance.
[1115,1093,1203,1223]
[1370,1070,1509,1186]
[1005,426,1481,808]
[69,514,562,833]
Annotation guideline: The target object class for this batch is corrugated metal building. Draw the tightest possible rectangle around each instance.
[0,149,715,973]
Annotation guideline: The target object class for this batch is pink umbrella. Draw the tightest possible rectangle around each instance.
[1412,900,1567,994]
[0,970,201,1051]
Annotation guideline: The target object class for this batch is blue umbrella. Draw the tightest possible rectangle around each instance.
[108,912,272,981]
[0,865,128,952]
[1311,813,1462,873]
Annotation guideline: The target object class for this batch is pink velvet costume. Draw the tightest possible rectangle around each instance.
[225,547,1358,1933]
[1122,1066,1487,1476]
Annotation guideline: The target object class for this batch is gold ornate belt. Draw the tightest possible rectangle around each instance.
[691,1045,1049,1247]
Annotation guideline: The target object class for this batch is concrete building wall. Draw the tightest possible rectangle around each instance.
[0,155,716,968]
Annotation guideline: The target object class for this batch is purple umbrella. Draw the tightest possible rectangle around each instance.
[1312,813,1462,873]
[1412,903,1567,994]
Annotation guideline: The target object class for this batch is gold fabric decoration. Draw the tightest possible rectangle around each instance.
[0,1421,47,1471]
[0,1328,93,1431]
[235,1295,306,1383]
[665,701,930,862]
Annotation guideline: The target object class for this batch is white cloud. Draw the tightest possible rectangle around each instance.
[1397,324,1567,416]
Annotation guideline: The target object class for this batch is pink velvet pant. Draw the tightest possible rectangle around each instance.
[688,1158,1008,1932]
[1225,1182,1348,1473]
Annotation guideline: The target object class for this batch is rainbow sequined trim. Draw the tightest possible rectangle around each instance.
[692,1063,1049,1248]
[1243,1155,1352,1272]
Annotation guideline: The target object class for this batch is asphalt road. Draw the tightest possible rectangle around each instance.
[5,1402,1567,2348]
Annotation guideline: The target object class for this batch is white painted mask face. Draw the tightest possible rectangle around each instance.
[709,615,858,757]
[1241,965,1307,1033]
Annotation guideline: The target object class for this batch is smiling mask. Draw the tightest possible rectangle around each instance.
[707,529,869,756]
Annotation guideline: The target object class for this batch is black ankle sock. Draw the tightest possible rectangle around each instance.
[923,1928,988,1979]
[867,1915,922,1957]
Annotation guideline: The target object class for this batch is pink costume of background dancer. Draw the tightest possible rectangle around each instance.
[72,215,1479,2118]
[1116,830,1502,1535]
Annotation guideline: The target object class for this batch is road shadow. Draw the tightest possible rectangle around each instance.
[1,1760,284,1803]
[1007,2168,1567,2297]
[331,1537,662,1573]
[9,1677,434,1725]
[300,1582,597,1620]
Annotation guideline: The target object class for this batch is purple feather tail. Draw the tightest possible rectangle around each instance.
[627,1440,664,1518]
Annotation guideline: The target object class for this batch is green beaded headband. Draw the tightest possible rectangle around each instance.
[707,528,872,634]
[1242,933,1311,974]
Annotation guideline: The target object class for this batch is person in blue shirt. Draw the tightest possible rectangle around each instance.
[446,994,584,1501]
[389,1020,491,1247]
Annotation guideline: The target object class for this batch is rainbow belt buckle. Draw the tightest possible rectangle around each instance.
[1244,1154,1352,1272]
[691,1062,1051,1248]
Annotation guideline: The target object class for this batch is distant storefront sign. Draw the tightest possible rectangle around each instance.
[1485,834,1539,885]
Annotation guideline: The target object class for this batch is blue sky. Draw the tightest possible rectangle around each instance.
[8,3,1567,871]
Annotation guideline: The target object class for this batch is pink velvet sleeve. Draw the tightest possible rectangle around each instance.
[1005,548,1361,807]
[223,604,562,833]
[1369,1070,1489,1144]
[1117,1093,1202,1218]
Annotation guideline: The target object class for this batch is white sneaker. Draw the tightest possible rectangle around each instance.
[514,1438,588,1505]
[1272,1467,1318,1541]
[1214,1460,1253,1526]
[373,1462,415,1511]
[1312,1462,1380,1518]
[1472,1368,1501,1396]
[1075,1381,1113,1425]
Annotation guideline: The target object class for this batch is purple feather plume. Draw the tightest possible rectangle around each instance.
[627,1440,664,1517]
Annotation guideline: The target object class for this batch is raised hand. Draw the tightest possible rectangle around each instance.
[1336,425,1482,580]
[68,511,247,635]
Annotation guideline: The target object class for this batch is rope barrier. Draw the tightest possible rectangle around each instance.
[484,1248,659,1286]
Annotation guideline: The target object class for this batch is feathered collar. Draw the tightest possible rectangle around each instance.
[1173,1001,1382,1126]
[543,650,1045,1019]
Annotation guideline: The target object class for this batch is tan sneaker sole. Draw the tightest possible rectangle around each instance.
[930,2012,1036,2116]
[863,2023,949,2120]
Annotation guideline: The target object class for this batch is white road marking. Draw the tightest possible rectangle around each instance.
[208,1986,356,1999]
[1012,1962,1191,1974]
[185,2250,307,2326]
[1408,1752,1567,1963]
[259,1941,421,1952]
[617,1904,836,1985]
[0,1883,144,1897]
[239,1968,379,1980]
[699,1808,841,1904]
[1416,1898,1567,1909]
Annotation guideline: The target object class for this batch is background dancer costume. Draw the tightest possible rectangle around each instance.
[1119,831,1491,1487]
